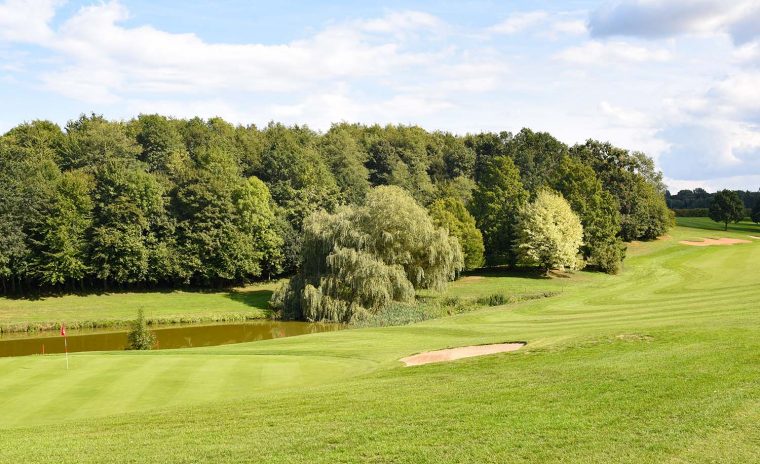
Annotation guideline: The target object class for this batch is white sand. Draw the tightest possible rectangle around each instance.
[400,342,525,366]
[679,238,751,247]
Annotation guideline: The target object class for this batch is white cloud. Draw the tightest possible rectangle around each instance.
[488,11,548,35]
[0,0,758,189]
[599,101,650,127]
[8,1,444,103]
[0,0,60,43]
[589,0,760,42]
[550,20,588,36]
[656,71,760,181]
[556,40,671,64]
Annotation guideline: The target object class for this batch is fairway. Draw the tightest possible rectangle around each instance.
[1,218,758,463]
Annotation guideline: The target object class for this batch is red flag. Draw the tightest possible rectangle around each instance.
[60,323,66,337]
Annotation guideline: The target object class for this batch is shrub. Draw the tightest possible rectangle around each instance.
[350,302,433,328]
[126,308,156,350]
[589,238,626,274]
[476,292,509,306]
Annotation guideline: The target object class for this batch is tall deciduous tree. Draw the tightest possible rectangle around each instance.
[89,159,165,286]
[470,155,528,266]
[515,190,584,271]
[553,156,624,273]
[172,149,281,285]
[506,128,568,193]
[319,127,370,204]
[570,140,671,241]
[752,196,760,224]
[709,190,745,230]
[28,170,93,287]
[429,197,484,270]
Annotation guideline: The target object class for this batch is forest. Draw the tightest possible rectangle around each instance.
[0,115,673,311]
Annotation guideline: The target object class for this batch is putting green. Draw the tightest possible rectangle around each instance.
[1,218,758,463]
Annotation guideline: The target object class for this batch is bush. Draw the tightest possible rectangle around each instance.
[126,308,156,350]
[476,292,509,306]
[350,302,433,328]
[589,239,626,274]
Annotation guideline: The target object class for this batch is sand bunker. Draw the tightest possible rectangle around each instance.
[749,236,760,240]
[400,342,525,366]
[679,238,751,247]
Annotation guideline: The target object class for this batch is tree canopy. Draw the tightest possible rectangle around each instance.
[0,114,675,299]
[709,190,746,230]
[515,191,584,271]
[271,186,463,322]
[429,197,485,270]
[470,155,528,266]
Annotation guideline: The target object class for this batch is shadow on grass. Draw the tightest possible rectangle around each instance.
[223,289,273,310]
[461,267,553,280]
[1,284,275,306]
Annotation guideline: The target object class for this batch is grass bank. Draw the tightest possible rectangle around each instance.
[0,218,758,462]
[0,282,278,333]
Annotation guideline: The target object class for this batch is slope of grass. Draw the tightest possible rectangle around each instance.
[0,282,277,332]
[1,220,758,462]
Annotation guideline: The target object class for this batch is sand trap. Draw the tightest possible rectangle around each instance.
[400,342,525,366]
[679,238,751,247]
[749,236,760,240]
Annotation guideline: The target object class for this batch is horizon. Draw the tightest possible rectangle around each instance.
[2,0,760,191]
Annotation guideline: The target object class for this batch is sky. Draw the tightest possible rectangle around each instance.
[1,0,759,192]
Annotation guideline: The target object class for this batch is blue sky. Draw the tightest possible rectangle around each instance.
[1,0,759,191]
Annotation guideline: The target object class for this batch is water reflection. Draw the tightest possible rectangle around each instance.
[0,321,343,358]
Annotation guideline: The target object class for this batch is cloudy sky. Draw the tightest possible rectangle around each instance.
[1,0,759,191]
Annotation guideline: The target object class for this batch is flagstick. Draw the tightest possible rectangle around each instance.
[64,336,69,370]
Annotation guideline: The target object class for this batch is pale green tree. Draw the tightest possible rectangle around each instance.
[515,190,584,271]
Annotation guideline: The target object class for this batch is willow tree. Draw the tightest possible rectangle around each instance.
[515,190,583,272]
[271,186,463,322]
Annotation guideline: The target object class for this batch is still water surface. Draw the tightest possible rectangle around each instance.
[0,321,343,358]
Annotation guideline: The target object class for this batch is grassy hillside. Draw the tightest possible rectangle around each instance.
[0,218,758,463]
[0,282,277,332]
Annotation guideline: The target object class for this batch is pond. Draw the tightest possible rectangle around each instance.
[0,321,344,358]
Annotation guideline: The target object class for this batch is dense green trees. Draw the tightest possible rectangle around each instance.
[570,140,671,241]
[470,155,528,266]
[429,197,484,270]
[0,114,674,298]
[515,191,584,271]
[271,186,462,322]
[709,190,746,230]
[552,156,624,273]
[752,198,760,224]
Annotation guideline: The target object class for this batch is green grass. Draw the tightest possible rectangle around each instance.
[0,217,758,463]
[0,282,278,332]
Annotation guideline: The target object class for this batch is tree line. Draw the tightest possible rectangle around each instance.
[0,114,673,297]
[667,188,759,210]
